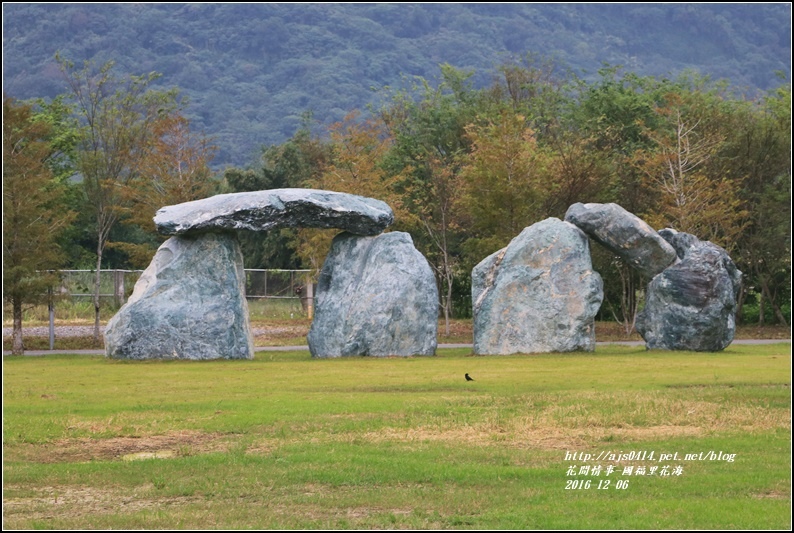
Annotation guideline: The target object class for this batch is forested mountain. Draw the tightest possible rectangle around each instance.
[3,3,791,167]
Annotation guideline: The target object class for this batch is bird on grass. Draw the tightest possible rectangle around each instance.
[465,373,474,381]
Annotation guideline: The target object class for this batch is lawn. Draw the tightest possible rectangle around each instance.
[3,344,791,529]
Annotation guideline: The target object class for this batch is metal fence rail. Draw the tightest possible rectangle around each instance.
[55,269,143,306]
[245,269,313,299]
[54,269,317,305]
[17,269,318,350]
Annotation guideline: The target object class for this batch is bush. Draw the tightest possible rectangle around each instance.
[739,302,791,325]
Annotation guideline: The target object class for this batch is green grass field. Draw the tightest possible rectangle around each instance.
[3,344,791,529]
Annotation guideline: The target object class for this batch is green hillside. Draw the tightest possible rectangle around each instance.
[3,3,790,167]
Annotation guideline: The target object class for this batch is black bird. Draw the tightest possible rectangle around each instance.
[465,373,474,381]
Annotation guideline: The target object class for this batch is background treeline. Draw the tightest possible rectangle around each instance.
[223,60,791,332]
[5,56,790,346]
[3,3,791,167]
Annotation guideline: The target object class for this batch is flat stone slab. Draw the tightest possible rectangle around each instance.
[472,218,604,355]
[104,233,254,360]
[565,202,677,279]
[154,188,394,236]
[308,231,438,357]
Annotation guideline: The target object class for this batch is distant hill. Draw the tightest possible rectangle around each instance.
[3,3,790,167]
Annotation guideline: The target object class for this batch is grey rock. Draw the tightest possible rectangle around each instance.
[308,231,438,357]
[472,218,604,355]
[105,233,254,360]
[658,228,705,260]
[154,188,394,236]
[565,202,677,278]
[636,230,742,351]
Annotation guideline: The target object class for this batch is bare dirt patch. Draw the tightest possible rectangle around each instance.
[8,430,231,464]
[752,490,790,499]
[252,323,310,346]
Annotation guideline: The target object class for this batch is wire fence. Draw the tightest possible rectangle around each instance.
[54,269,316,304]
[54,269,144,306]
[3,269,320,350]
[16,269,318,328]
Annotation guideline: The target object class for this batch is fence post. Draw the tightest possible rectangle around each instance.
[48,284,55,351]
[305,272,314,320]
[114,270,125,307]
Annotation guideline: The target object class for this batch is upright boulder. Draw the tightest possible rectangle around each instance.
[105,233,254,360]
[154,188,394,236]
[472,218,604,355]
[636,229,742,351]
[565,202,677,279]
[308,231,438,357]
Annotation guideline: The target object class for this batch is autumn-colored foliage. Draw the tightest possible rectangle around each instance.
[3,96,75,354]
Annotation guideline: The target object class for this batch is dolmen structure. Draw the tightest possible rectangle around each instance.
[472,202,741,355]
[564,202,741,352]
[104,189,438,360]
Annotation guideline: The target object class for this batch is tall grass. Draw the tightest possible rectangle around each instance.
[3,344,790,529]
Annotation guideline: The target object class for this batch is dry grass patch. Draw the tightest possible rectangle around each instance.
[341,390,790,451]
[6,430,232,464]
[2,484,201,527]
[356,423,703,451]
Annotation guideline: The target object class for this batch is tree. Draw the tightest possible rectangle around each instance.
[569,68,668,333]
[410,154,462,335]
[295,111,407,270]
[380,65,481,323]
[223,120,330,270]
[725,84,791,325]
[3,96,75,354]
[633,91,747,251]
[114,112,219,267]
[58,55,179,342]
[29,94,80,183]
[459,110,554,262]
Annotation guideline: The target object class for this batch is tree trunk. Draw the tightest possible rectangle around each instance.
[444,270,452,337]
[735,283,747,324]
[760,277,788,326]
[93,245,103,344]
[12,297,24,355]
[618,263,639,337]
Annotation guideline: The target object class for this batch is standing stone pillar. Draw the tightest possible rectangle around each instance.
[308,231,438,357]
[105,232,254,360]
[472,218,604,355]
[105,188,397,360]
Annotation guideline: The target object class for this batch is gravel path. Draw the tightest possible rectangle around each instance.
[2,326,101,338]
[3,325,298,338]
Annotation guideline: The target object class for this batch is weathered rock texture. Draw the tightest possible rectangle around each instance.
[636,229,742,351]
[472,218,604,355]
[154,188,394,236]
[105,233,254,360]
[565,202,677,279]
[307,231,438,357]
